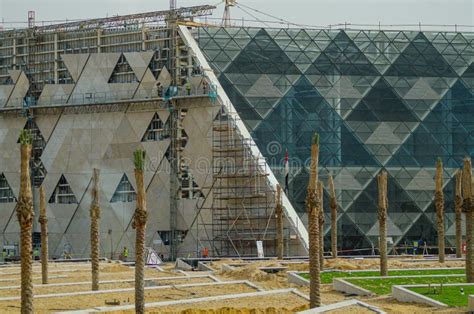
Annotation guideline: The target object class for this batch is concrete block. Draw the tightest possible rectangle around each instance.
[287,271,310,286]
[468,295,474,312]
[333,278,374,296]
[392,285,448,307]
[197,261,214,272]
[176,258,193,271]
[297,299,385,313]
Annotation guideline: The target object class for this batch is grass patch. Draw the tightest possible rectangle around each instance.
[409,285,474,307]
[299,268,465,284]
[347,276,465,295]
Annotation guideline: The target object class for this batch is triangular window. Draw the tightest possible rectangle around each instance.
[142,113,170,142]
[111,174,136,203]
[108,54,139,83]
[49,175,78,204]
[18,119,47,187]
[180,164,202,199]
[0,173,16,203]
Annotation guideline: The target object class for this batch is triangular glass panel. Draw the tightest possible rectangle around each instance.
[142,113,170,142]
[226,29,301,75]
[108,54,139,83]
[18,119,47,187]
[0,173,16,203]
[385,32,457,77]
[111,174,136,203]
[49,175,78,204]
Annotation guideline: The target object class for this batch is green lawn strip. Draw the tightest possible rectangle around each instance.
[299,268,465,284]
[346,276,465,295]
[409,285,474,307]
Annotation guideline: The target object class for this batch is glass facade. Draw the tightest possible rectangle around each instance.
[198,27,474,252]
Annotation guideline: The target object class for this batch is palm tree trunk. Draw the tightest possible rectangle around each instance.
[435,158,445,263]
[90,168,101,291]
[455,170,463,259]
[328,175,337,258]
[39,185,48,285]
[275,184,284,259]
[378,171,388,277]
[462,158,473,282]
[133,150,147,314]
[318,181,324,270]
[306,133,320,308]
[467,205,473,282]
[17,130,34,314]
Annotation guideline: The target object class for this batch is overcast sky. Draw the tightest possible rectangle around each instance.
[1,0,473,30]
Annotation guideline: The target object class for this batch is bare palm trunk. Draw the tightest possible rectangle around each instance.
[18,130,34,314]
[462,158,473,282]
[378,171,388,277]
[90,168,101,291]
[275,184,284,260]
[306,133,320,308]
[318,181,324,270]
[435,158,445,263]
[328,175,337,258]
[39,185,48,284]
[133,150,147,314]
[455,170,463,259]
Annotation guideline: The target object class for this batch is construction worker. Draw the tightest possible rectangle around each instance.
[202,80,209,95]
[123,246,129,262]
[201,247,209,258]
[33,247,40,261]
[157,82,163,97]
[185,80,192,96]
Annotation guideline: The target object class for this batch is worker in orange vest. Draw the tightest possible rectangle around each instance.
[201,247,209,258]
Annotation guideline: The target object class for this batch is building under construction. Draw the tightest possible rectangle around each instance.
[1,3,473,258]
[0,5,307,259]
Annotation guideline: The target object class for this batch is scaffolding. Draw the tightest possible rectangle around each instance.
[208,106,278,257]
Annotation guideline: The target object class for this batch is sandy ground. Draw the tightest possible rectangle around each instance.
[0,263,183,287]
[0,283,256,312]
[108,293,310,313]
[210,258,466,314]
[0,258,468,313]
[0,276,214,298]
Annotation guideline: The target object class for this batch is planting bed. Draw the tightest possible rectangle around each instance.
[408,284,474,307]
[0,282,256,312]
[299,268,465,284]
[347,275,465,295]
[0,276,215,298]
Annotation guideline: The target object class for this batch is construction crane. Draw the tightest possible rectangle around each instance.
[2,5,215,34]
[170,0,177,10]
[222,0,236,27]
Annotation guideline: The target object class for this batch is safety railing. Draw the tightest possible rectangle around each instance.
[0,84,212,109]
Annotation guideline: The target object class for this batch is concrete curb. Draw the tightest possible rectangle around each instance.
[0,274,67,283]
[333,273,464,296]
[176,258,193,271]
[0,274,214,291]
[287,271,310,286]
[333,278,375,296]
[297,299,386,313]
[57,288,306,313]
[0,279,254,302]
[221,263,237,271]
[197,261,214,272]
[392,285,448,307]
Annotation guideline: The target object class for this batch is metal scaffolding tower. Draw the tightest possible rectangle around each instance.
[208,106,278,257]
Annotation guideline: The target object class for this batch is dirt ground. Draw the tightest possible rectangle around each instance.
[109,292,310,313]
[0,276,214,298]
[0,258,468,313]
[0,283,256,312]
[0,263,183,288]
[210,258,466,314]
